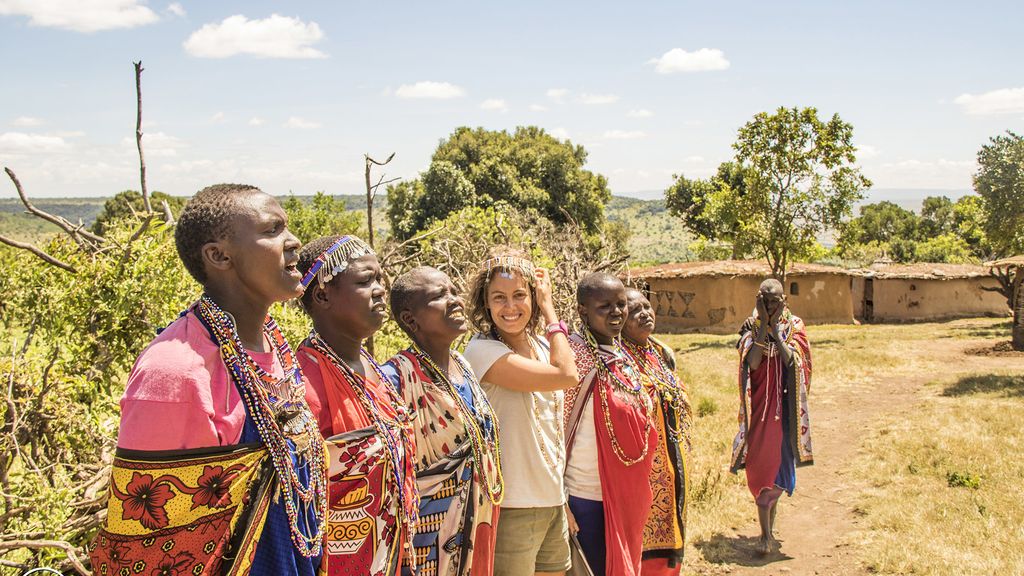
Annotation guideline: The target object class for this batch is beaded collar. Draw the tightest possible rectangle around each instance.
[409,344,505,505]
[194,295,327,558]
[303,331,419,545]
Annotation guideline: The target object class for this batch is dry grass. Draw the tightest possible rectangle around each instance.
[848,371,1024,575]
[656,317,1024,575]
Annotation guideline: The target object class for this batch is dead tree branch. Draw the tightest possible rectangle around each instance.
[0,234,76,273]
[0,539,89,575]
[134,61,152,214]
[364,152,396,250]
[4,168,106,250]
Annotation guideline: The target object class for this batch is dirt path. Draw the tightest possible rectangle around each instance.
[698,326,1023,576]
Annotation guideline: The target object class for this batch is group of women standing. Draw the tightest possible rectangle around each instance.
[92,185,692,576]
[295,234,692,576]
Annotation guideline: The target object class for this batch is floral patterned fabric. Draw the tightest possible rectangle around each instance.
[89,443,273,576]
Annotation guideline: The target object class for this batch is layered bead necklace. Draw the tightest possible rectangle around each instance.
[621,339,691,447]
[304,331,420,536]
[493,331,564,472]
[580,326,653,467]
[194,296,327,558]
[409,344,505,505]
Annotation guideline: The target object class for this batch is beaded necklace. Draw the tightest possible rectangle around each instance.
[621,339,690,446]
[304,332,420,533]
[194,296,327,558]
[579,325,653,467]
[492,331,564,471]
[409,344,505,505]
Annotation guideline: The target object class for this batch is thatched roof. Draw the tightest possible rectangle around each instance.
[985,255,1024,269]
[861,262,996,280]
[629,260,851,280]
[628,260,998,281]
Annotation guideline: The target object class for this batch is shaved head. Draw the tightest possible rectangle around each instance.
[577,272,624,305]
[759,278,784,295]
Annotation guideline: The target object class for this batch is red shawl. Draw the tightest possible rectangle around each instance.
[566,335,657,576]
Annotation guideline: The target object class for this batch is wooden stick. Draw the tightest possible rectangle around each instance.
[0,234,76,273]
[134,61,152,214]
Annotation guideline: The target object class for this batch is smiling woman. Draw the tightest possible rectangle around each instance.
[462,249,579,576]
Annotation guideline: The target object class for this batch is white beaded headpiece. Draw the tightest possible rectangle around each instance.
[300,235,375,290]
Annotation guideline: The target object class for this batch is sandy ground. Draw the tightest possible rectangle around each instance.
[690,322,1023,576]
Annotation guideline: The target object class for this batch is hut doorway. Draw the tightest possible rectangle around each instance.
[863,277,874,322]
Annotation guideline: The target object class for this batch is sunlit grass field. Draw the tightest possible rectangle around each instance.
[660,317,1024,575]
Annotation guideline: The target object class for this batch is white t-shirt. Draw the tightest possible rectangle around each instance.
[463,334,566,508]
[564,394,602,501]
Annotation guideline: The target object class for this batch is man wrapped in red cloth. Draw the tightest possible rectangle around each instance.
[730,279,813,555]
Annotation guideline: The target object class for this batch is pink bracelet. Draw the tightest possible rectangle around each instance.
[545,320,569,338]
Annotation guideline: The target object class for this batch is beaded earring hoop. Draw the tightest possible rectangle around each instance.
[300,235,375,290]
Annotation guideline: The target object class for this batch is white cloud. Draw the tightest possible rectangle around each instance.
[603,130,646,140]
[248,117,265,126]
[648,48,730,74]
[871,158,974,189]
[546,88,569,102]
[184,14,327,59]
[122,131,185,157]
[166,2,185,17]
[12,116,43,127]
[549,127,570,140]
[954,87,1024,115]
[626,109,654,118]
[480,98,508,112]
[395,81,465,99]
[210,111,225,123]
[580,93,619,105]
[856,144,879,159]
[529,104,547,112]
[0,132,68,153]
[684,155,705,163]
[0,0,158,32]
[284,116,321,129]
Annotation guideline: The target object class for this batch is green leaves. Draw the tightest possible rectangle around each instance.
[385,126,611,241]
[667,107,871,274]
[973,131,1024,256]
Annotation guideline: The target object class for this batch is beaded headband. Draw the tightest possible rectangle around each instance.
[481,256,535,281]
[300,235,375,290]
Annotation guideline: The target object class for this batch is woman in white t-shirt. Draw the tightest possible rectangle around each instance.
[462,251,579,576]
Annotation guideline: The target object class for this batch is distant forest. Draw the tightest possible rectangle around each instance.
[0,194,689,264]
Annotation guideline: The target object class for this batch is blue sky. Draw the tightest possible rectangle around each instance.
[1,0,1022,199]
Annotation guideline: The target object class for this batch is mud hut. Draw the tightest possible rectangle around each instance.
[852,262,1010,323]
[628,260,855,334]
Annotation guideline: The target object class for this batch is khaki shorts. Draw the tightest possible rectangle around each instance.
[493,505,571,575]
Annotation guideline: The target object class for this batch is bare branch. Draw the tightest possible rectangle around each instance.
[4,168,106,248]
[0,539,89,575]
[366,152,396,167]
[161,199,175,225]
[134,61,152,214]
[0,234,76,273]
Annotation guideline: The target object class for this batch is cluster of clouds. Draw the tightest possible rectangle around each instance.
[2,2,1014,194]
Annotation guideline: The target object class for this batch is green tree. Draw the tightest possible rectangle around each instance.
[385,126,611,240]
[91,190,185,235]
[665,162,750,258]
[973,131,1024,256]
[281,191,362,244]
[919,196,955,238]
[667,107,871,277]
[840,201,918,247]
[951,195,990,258]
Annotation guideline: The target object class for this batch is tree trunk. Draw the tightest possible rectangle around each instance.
[1012,267,1023,351]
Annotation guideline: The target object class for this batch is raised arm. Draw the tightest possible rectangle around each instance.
[480,268,578,392]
